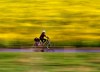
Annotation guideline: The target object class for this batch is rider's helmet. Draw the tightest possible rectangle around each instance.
[42,30,46,33]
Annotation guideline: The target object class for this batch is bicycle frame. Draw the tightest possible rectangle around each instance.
[44,39,51,48]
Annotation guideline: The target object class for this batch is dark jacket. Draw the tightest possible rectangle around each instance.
[39,32,46,39]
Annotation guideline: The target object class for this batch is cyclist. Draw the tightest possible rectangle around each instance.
[39,30,49,44]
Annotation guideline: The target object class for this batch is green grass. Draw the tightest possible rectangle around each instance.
[0,0,100,47]
[0,52,100,72]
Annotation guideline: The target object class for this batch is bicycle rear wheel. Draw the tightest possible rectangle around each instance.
[33,42,43,52]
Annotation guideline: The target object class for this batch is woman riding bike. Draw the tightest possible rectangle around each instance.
[34,30,50,52]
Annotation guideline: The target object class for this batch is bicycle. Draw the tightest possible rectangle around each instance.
[33,38,54,52]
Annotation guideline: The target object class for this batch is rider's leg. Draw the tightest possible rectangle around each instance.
[43,39,46,43]
[40,38,47,52]
[40,38,46,43]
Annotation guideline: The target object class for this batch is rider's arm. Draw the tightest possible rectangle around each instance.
[44,34,49,39]
[45,36,49,39]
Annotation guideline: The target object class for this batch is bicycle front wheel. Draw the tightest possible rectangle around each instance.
[45,48,55,52]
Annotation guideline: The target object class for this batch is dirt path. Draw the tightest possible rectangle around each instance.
[0,47,100,52]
